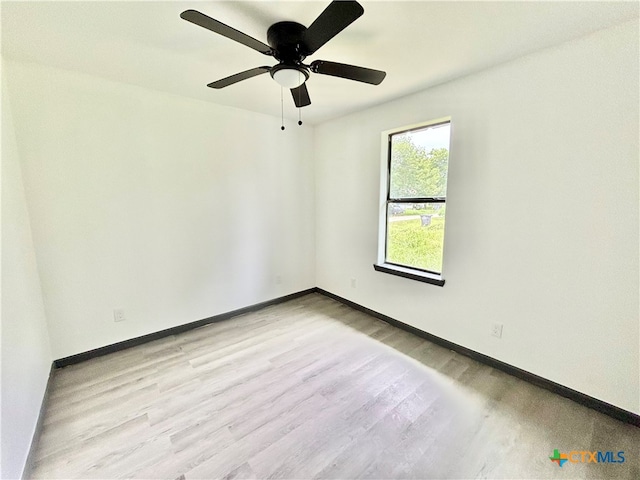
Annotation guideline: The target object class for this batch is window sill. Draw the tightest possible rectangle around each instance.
[373,263,445,287]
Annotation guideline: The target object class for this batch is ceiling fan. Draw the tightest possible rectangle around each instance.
[180,0,386,109]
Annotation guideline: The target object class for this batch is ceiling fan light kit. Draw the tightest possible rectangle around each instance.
[270,64,309,89]
[180,0,386,122]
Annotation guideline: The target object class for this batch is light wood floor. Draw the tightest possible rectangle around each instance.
[30,293,639,479]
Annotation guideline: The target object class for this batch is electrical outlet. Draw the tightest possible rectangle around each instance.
[114,309,126,323]
[351,278,357,288]
[491,323,503,338]
[275,275,282,285]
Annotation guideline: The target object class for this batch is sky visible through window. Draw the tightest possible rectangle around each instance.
[410,123,450,154]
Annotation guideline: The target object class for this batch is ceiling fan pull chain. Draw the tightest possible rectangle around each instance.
[298,71,303,126]
[280,87,285,131]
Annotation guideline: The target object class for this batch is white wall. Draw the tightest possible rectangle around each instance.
[1,64,53,479]
[5,61,315,360]
[315,20,639,414]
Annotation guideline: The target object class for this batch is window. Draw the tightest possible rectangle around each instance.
[375,119,451,286]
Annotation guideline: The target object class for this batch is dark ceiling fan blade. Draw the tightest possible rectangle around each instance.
[207,67,272,89]
[302,1,364,55]
[291,83,311,107]
[311,60,386,85]
[181,10,273,55]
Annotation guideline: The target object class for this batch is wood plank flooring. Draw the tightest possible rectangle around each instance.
[29,293,640,479]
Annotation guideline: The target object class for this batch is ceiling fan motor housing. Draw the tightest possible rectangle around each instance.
[267,21,309,64]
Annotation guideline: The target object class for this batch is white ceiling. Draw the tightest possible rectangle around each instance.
[2,1,638,125]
